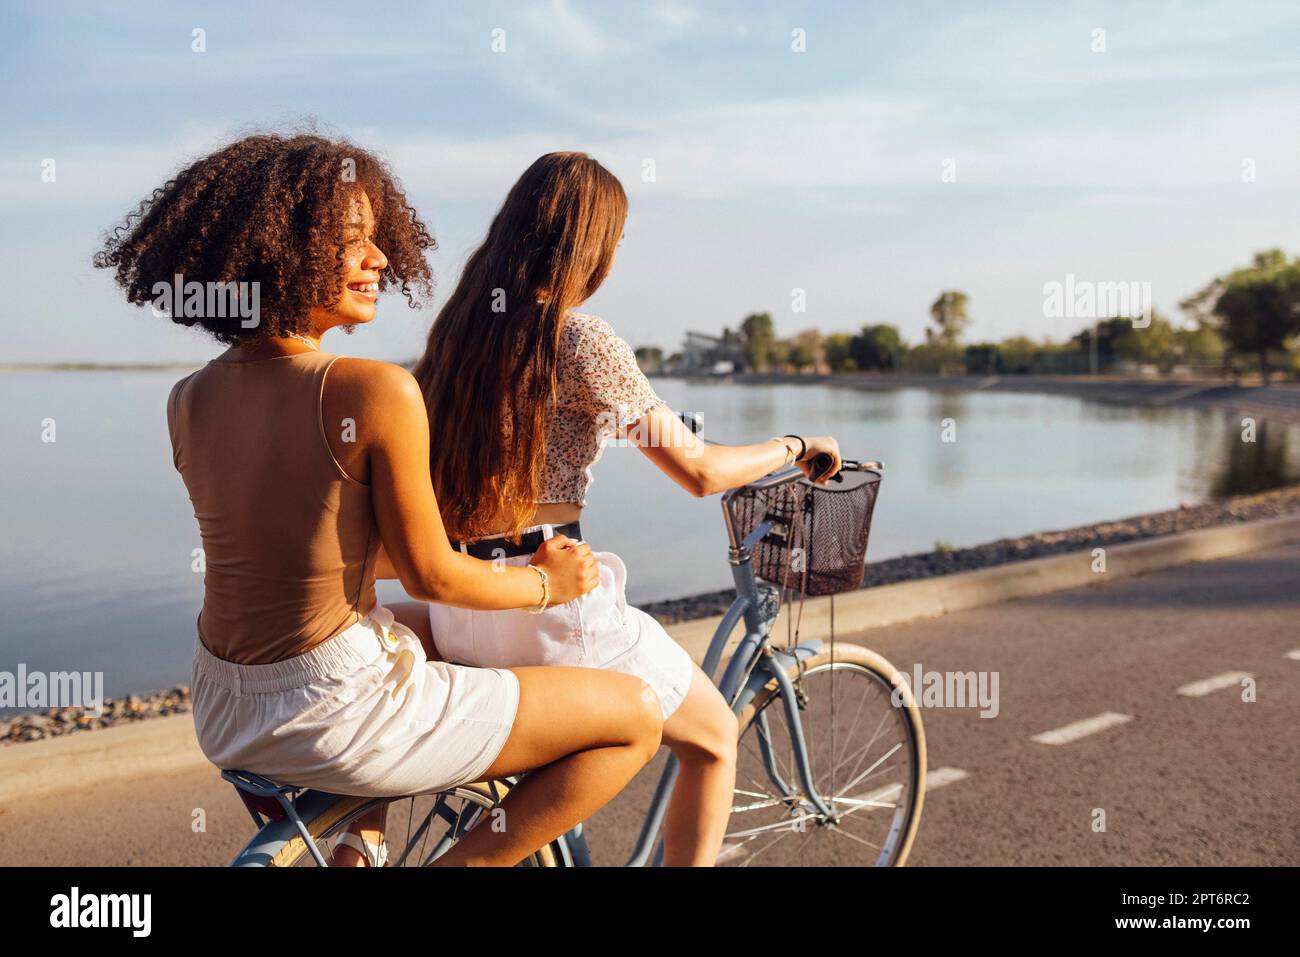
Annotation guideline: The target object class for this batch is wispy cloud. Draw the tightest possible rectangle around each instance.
[519,0,622,59]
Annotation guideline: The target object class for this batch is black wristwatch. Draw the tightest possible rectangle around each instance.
[782,434,807,462]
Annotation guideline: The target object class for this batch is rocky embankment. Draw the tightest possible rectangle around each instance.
[1,687,191,746]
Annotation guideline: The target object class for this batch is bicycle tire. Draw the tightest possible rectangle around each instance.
[729,642,926,866]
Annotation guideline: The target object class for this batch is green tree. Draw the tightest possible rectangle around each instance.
[1181,249,1300,381]
[740,312,775,371]
[1111,310,1177,368]
[927,290,971,347]
[789,343,816,371]
[850,324,907,371]
[789,329,821,372]
[767,339,791,371]
[822,332,856,372]
[1070,317,1132,370]
[1173,321,1225,366]
[997,336,1039,373]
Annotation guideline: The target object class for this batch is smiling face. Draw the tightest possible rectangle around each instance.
[309,189,389,332]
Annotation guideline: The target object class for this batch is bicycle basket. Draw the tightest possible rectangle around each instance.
[730,467,882,597]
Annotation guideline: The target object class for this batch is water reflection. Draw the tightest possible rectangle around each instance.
[1208,419,1300,496]
[928,390,968,490]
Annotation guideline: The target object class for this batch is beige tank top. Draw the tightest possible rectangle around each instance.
[166,351,379,664]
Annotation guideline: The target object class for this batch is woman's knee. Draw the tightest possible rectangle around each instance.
[622,675,665,760]
[701,704,738,767]
[668,692,738,767]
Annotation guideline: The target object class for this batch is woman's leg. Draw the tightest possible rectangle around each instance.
[331,601,440,866]
[659,664,739,866]
[431,666,663,867]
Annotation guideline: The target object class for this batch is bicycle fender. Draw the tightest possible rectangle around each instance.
[229,789,348,867]
[732,640,823,715]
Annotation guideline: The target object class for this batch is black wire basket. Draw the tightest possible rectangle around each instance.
[730,466,882,597]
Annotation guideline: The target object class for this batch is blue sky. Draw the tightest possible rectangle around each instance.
[3,0,1299,363]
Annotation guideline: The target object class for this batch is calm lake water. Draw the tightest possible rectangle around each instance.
[3,370,1299,705]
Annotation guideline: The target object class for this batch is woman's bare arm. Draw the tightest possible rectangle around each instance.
[628,403,841,497]
[326,358,597,606]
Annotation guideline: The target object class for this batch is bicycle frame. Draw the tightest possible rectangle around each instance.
[226,459,880,868]
[565,463,848,867]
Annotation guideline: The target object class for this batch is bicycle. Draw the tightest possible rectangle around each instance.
[223,429,926,867]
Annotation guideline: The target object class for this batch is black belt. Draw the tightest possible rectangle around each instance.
[449,521,583,560]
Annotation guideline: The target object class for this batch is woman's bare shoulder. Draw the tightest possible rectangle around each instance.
[324,356,423,410]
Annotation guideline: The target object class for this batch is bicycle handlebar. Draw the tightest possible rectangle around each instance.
[810,454,884,482]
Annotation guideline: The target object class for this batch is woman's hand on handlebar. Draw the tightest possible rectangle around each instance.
[528,534,600,605]
[796,435,842,484]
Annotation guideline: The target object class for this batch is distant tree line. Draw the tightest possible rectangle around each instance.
[634,249,1300,382]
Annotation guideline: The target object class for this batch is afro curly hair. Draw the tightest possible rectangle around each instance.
[93,131,435,343]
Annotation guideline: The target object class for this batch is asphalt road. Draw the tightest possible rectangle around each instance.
[3,542,1296,866]
[583,540,1300,866]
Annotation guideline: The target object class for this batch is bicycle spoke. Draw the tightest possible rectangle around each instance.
[836,709,895,796]
[832,742,903,800]
[825,823,884,852]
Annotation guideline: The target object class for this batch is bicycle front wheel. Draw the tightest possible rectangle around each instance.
[722,643,926,867]
[267,780,563,867]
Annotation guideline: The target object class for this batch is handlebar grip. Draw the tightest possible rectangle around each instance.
[811,452,835,481]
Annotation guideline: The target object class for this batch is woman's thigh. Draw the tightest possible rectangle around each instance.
[387,601,440,661]
[479,666,663,779]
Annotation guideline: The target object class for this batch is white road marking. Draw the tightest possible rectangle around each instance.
[1176,671,1252,697]
[1031,712,1132,745]
[1285,649,1300,661]
[839,766,970,813]
[923,766,970,791]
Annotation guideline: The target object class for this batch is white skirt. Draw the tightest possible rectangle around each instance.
[428,533,694,719]
[190,603,520,798]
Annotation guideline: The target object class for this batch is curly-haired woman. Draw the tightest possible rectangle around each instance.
[94,133,663,867]
[407,152,842,865]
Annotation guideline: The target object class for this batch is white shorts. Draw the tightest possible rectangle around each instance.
[429,530,694,719]
[190,603,520,798]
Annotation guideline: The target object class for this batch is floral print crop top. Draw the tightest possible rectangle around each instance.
[534,311,665,506]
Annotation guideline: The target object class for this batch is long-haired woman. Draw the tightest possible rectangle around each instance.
[409,151,841,865]
[94,134,663,867]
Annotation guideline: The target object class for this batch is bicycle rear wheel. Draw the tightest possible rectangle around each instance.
[721,643,925,867]
[267,780,563,867]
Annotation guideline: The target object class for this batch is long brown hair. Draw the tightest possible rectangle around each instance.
[412,152,627,542]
